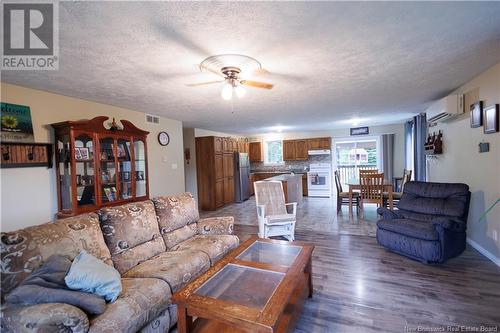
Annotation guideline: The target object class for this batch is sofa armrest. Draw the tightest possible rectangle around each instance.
[197,216,234,235]
[377,207,401,220]
[432,217,466,232]
[1,302,89,333]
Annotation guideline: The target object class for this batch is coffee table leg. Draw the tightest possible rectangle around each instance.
[306,257,313,298]
[177,305,192,333]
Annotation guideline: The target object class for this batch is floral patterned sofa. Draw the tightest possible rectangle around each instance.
[1,193,238,333]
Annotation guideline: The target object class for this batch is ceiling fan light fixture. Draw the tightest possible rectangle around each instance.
[234,84,246,98]
[221,82,233,100]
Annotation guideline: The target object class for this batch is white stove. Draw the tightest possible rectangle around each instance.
[307,163,332,197]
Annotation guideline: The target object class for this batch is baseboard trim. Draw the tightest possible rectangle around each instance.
[466,238,500,267]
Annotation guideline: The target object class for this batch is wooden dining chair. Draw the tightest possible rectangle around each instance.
[334,170,360,213]
[360,173,385,215]
[359,169,379,178]
[384,169,412,207]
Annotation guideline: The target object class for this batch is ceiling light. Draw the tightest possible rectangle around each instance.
[351,118,360,126]
[221,82,233,100]
[234,85,246,98]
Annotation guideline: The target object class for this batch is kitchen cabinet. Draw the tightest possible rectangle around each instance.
[307,137,331,150]
[295,140,308,160]
[196,136,236,211]
[249,142,263,162]
[283,140,296,161]
[283,139,308,161]
[237,138,249,154]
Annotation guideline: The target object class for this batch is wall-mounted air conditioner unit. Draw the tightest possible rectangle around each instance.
[426,94,464,124]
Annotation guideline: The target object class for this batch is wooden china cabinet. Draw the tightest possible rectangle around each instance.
[51,116,149,218]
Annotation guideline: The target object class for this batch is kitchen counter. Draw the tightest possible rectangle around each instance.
[264,173,303,205]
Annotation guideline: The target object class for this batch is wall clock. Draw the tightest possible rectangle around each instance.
[158,131,170,146]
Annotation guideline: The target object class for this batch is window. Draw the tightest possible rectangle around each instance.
[264,140,283,165]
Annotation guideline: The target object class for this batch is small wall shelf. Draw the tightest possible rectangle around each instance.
[1,142,53,168]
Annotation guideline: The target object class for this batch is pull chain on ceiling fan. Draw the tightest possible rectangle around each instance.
[186,54,274,101]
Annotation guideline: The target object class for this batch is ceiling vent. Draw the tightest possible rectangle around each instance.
[426,94,464,124]
[145,114,160,125]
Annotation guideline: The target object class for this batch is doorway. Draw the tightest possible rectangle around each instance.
[333,137,381,189]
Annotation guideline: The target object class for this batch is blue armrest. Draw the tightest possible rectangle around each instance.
[432,217,466,232]
[377,207,401,220]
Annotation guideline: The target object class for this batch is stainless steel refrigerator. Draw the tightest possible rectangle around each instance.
[234,152,250,202]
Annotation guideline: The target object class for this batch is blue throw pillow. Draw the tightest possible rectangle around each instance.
[65,250,122,302]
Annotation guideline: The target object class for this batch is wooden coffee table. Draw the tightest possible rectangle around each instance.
[172,236,314,333]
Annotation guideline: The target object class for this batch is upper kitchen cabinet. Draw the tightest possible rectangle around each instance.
[249,142,263,162]
[237,138,250,154]
[295,140,309,159]
[283,139,308,161]
[283,140,296,161]
[308,137,331,150]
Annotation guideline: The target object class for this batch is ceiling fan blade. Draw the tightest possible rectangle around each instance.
[255,68,304,81]
[200,64,225,78]
[240,80,274,90]
[186,80,225,87]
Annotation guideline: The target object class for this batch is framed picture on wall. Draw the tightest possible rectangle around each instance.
[484,104,499,134]
[470,101,483,128]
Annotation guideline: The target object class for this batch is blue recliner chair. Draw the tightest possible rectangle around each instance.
[376,181,471,263]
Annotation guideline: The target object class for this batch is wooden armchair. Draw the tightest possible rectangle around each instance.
[254,181,297,241]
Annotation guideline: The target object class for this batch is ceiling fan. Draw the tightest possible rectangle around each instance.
[186,54,274,100]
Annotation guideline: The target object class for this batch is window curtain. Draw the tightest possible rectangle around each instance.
[412,113,427,181]
[381,134,394,184]
[404,121,413,179]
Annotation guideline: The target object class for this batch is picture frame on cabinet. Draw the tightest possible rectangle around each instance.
[470,101,483,128]
[75,148,82,160]
[136,170,145,180]
[79,147,90,160]
[121,171,130,181]
[484,104,499,134]
[101,170,111,183]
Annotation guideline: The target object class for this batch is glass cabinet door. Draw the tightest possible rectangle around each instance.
[74,133,96,207]
[117,138,132,200]
[57,134,72,211]
[134,139,147,198]
[99,137,117,203]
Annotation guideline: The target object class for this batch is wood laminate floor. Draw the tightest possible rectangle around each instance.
[201,198,499,332]
[233,225,500,333]
[201,196,378,237]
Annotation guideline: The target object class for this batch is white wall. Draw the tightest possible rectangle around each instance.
[0,83,185,232]
[194,128,243,138]
[428,62,500,262]
[249,123,406,176]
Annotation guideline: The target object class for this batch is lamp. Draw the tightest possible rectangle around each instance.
[221,82,233,100]
[234,84,246,98]
[221,79,246,101]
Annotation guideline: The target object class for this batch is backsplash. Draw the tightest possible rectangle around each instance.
[250,155,331,172]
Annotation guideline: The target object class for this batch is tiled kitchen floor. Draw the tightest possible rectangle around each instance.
[200,196,379,237]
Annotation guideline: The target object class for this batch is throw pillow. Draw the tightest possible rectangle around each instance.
[65,250,122,302]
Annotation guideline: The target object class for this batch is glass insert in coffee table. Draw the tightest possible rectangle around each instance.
[236,240,302,267]
[195,263,285,310]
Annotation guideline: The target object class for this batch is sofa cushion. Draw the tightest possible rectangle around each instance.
[123,250,210,292]
[89,278,171,333]
[377,219,439,241]
[377,229,441,263]
[153,193,199,249]
[162,223,198,249]
[398,181,470,218]
[99,201,166,274]
[1,213,112,301]
[171,235,239,265]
